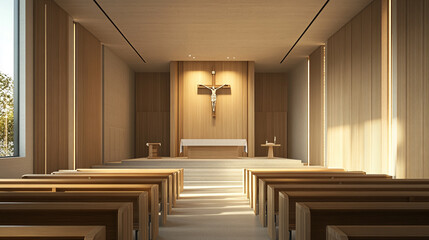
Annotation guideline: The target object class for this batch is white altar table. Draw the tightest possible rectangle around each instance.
[180,139,247,159]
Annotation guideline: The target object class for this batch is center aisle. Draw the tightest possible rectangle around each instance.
[158,182,270,240]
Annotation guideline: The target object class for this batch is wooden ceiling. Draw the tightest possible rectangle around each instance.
[55,0,372,72]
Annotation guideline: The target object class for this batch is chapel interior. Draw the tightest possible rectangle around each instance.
[0,0,428,239]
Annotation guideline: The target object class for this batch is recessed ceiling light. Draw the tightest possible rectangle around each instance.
[227,57,230,59]
[188,54,192,57]
[193,56,195,59]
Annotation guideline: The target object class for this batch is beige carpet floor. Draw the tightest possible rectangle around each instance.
[158,184,271,240]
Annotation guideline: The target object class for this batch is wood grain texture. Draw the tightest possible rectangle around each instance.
[75,23,102,168]
[309,46,324,166]
[396,0,429,178]
[103,47,135,163]
[327,0,388,174]
[0,226,106,240]
[33,0,46,174]
[327,225,429,240]
[34,0,69,173]
[176,61,249,154]
[254,73,287,158]
[0,202,132,240]
[0,191,147,240]
[135,72,170,157]
[296,202,429,240]
[396,0,407,178]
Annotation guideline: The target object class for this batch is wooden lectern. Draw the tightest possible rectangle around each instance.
[146,143,161,159]
[261,143,281,158]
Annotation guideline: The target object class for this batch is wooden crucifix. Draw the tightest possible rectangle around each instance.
[198,70,230,118]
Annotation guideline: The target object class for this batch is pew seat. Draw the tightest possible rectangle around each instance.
[0,202,133,240]
[326,225,429,240]
[296,202,429,240]
[0,226,106,240]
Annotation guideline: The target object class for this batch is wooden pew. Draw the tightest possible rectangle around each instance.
[51,172,175,210]
[268,183,429,240]
[250,171,374,213]
[244,168,346,197]
[278,191,429,240]
[260,178,429,227]
[0,191,148,240]
[0,183,159,240]
[248,170,370,211]
[58,169,183,201]
[296,202,429,240]
[21,175,171,221]
[326,225,429,240]
[66,168,184,195]
[254,174,391,224]
[0,226,106,240]
[0,202,133,240]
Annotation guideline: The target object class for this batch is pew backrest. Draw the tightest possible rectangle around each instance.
[0,226,106,240]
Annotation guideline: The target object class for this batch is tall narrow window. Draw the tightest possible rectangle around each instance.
[0,0,19,157]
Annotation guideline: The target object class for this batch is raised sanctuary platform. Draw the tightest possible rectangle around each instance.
[93,157,304,182]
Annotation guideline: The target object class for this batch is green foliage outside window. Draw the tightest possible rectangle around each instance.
[0,72,15,157]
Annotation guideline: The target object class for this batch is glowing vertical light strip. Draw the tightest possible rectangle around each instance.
[73,22,76,170]
[44,3,47,174]
[307,57,310,166]
[388,0,394,176]
[322,45,326,167]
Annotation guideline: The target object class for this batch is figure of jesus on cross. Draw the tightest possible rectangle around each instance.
[198,70,230,117]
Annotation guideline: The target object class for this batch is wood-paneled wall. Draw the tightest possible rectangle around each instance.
[75,23,102,168]
[103,47,135,162]
[326,0,389,173]
[34,0,69,173]
[170,61,254,156]
[309,46,324,166]
[255,73,287,157]
[396,0,429,178]
[135,73,170,157]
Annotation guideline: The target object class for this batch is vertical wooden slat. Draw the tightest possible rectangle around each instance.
[406,0,424,178]
[361,4,373,172]
[34,0,68,173]
[247,61,255,157]
[75,23,102,168]
[424,1,429,177]
[254,73,288,158]
[33,0,47,173]
[395,0,407,178]
[135,73,170,157]
[351,13,363,171]
[170,62,179,157]
[371,0,382,173]
[309,46,323,166]
[326,0,388,173]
